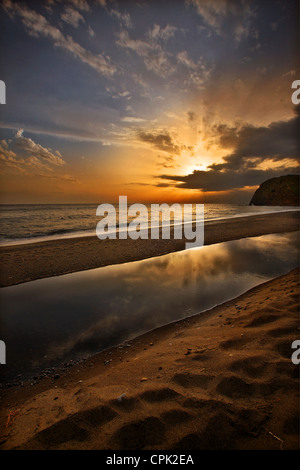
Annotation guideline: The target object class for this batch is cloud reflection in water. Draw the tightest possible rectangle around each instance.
[0,232,299,382]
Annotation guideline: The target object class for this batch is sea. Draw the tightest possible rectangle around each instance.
[0,203,299,246]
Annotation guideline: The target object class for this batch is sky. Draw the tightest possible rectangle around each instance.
[0,0,299,204]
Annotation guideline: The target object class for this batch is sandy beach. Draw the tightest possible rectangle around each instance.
[0,211,299,287]
[0,211,299,451]
[1,0,299,455]
[0,267,299,450]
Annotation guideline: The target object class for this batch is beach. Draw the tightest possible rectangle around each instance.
[1,0,299,454]
[0,268,299,450]
[0,210,299,287]
[0,211,299,450]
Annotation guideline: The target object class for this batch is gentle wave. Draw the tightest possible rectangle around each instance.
[0,204,299,246]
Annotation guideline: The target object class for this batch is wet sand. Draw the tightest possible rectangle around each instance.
[0,267,299,450]
[0,211,299,450]
[0,210,299,287]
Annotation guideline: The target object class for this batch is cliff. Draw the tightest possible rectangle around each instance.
[250,175,300,206]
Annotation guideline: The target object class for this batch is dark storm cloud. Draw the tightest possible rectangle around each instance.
[158,168,298,191]
[208,107,299,172]
[158,109,300,191]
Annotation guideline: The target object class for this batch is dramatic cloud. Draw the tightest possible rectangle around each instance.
[158,167,299,192]
[0,133,79,184]
[0,131,67,176]
[208,109,299,171]
[0,0,298,202]
[157,111,299,192]
[14,129,65,166]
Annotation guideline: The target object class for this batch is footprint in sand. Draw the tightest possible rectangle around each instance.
[172,372,214,389]
[267,326,298,338]
[139,387,181,402]
[220,336,251,350]
[21,405,117,449]
[229,356,269,378]
[274,340,296,359]
[244,313,279,328]
[110,416,166,449]
[216,375,256,399]
[160,408,192,425]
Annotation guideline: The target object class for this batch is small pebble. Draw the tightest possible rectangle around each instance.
[117,393,126,402]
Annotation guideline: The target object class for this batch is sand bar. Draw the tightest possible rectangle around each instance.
[0,267,299,450]
[0,210,299,287]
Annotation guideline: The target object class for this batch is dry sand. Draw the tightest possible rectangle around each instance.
[0,211,299,287]
[0,267,299,450]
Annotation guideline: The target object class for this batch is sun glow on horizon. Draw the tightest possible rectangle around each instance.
[0,0,298,204]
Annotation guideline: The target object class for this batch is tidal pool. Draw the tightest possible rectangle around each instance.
[0,231,299,383]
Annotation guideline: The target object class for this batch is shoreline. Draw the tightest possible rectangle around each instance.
[0,267,299,450]
[0,210,299,288]
[1,207,300,248]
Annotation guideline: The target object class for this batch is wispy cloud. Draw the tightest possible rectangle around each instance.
[156,154,179,169]
[188,0,254,41]
[116,29,175,78]
[147,24,178,41]
[176,50,213,89]
[57,0,90,12]
[177,50,198,70]
[61,6,85,28]
[2,0,116,77]
[137,129,193,156]
[110,8,133,29]
[121,116,146,123]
